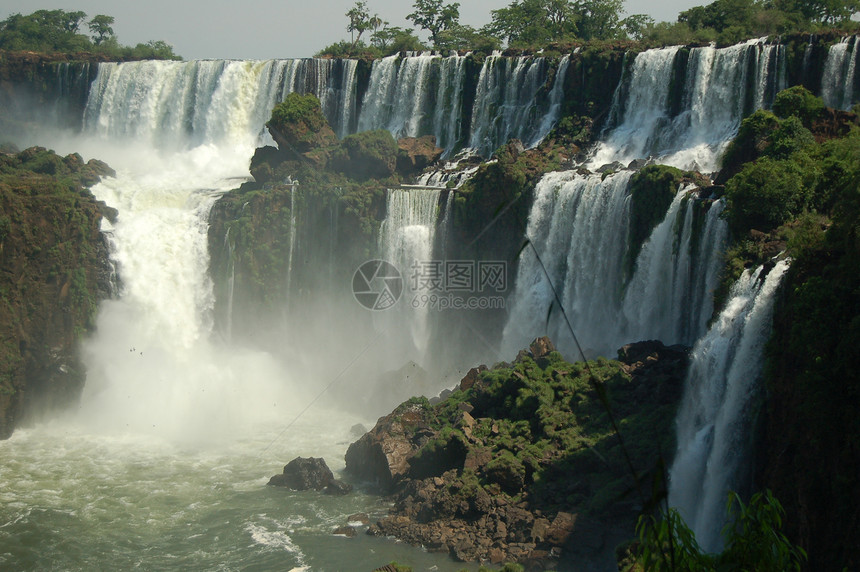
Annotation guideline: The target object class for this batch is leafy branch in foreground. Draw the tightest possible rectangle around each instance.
[634,490,807,571]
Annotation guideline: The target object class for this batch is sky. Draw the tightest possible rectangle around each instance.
[0,0,706,60]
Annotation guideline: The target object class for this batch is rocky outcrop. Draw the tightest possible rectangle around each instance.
[267,456,352,495]
[0,146,113,439]
[266,93,338,156]
[346,338,689,568]
[396,135,444,175]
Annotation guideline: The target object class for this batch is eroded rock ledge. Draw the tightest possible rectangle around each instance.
[345,337,689,569]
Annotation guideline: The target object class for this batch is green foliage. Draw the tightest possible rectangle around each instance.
[725,156,810,235]
[371,26,426,54]
[488,0,647,46]
[435,24,501,53]
[488,0,579,46]
[87,14,114,45]
[636,490,806,571]
[333,129,398,180]
[772,85,825,126]
[0,9,180,59]
[346,1,381,45]
[407,0,461,46]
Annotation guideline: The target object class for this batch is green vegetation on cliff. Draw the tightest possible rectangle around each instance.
[714,87,858,307]
[0,145,112,439]
[704,86,860,569]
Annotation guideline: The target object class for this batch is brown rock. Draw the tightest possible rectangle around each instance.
[347,512,370,525]
[344,401,433,490]
[459,365,487,391]
[332,525,357,537]
[529,336,556,358]
[545,512,576,545]
[267,457,334,490]
[396,135,444,175]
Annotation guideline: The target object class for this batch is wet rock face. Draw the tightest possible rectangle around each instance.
[267,457,352,495]
[344,400,433,491]
[0,147,113,440]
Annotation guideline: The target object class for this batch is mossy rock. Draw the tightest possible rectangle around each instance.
[266,93,337,155]
[331,130,398,181]
[626,165,684,277]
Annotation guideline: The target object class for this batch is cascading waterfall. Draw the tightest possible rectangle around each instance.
[669,259,791,552]
[591,39,785,172]
[378,188,443,362]
[620,189,728,345]
[821,36,858,110]
[501,172,727,358]
[84,58,359,146]
[358,53,467,154]
[469,55,554,156]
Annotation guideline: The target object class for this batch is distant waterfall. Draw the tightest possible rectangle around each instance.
[357,53,568,157]
[591,39,785,172]
[821,36,858,110]
[83,58,359,146]
[469,55,563,156]
[358,53,467,154]
[669,259,791,552]
[379,188,444,360]
[501,172,727,358]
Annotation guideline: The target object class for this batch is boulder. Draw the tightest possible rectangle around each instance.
[344,400,433,491]
[331,129,398,180]
[396,135,444,175]
[458,365,487,391]
[332,525,357,537]
[267,456,334,490]
[324,479,353,496]
[266,93,337,155]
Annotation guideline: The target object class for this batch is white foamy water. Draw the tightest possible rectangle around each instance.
[669,260,790,552]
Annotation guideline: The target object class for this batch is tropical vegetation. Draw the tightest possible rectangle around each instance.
[0,9,181,59]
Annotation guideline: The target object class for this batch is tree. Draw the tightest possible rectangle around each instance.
[371,25,425,53]
[61,10,87,34]
[407,0,461,47]
[88,14,114,46]
[572,0,626,40]
[489,0,578,46]
[435,24,501,53]
[346,1,378,45]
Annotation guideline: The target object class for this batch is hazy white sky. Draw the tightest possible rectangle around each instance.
[0,1,704,60]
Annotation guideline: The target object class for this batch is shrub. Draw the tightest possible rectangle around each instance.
[772,85,824,126]
[725,156,809,235]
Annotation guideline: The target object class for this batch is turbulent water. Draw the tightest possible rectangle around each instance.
[0,59,475,571]
[821,35,858,110]
[590,39,785,172]
[3,38,857,569]
[669,260,791,552]
[502,173,727,358]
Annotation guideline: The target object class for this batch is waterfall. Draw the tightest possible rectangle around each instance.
[502,173,727,359]
[358,53,468,155]
[378,188,443,362]
[83,58,359,147]
[223,227,235,343]
[669,259,791,552]
[469,56,554,156]
[591,39,785,172]
[285,182,298,311]
[821,36,858,110]
[532,55,571,147]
